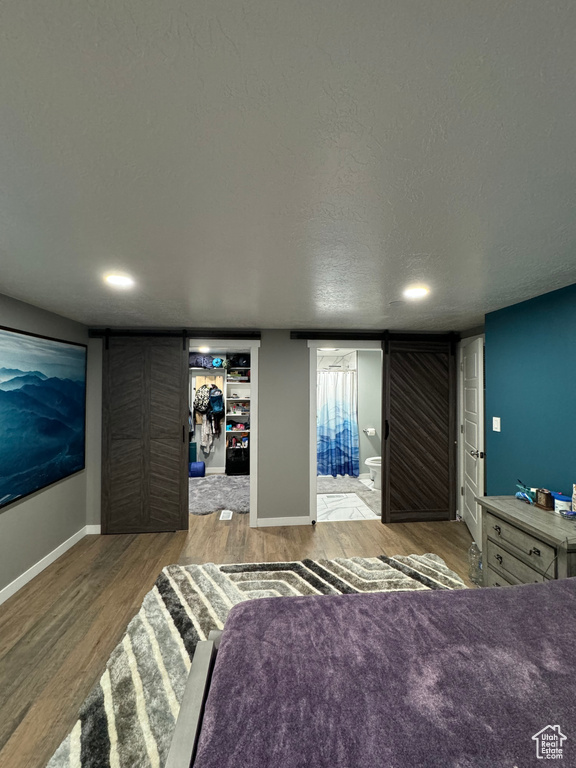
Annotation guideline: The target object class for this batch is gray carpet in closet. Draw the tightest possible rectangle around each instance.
[188,475,250,515]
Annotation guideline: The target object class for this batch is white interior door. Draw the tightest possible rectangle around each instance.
[460,336,485,546]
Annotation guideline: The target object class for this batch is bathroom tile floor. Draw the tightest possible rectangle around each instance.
[316,493,379,522]
[317,476,380,517]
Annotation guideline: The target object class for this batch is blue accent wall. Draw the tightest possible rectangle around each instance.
[485,283,576,496]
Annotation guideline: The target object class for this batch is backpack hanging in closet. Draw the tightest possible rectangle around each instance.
[209,387,224,415]
[194,384,211,413]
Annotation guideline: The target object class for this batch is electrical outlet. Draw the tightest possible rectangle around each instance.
[492,417,501,432]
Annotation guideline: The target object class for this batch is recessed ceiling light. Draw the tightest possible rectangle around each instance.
[104,273,135,289]
[198,346,210,353]
[403,286,430,299]
[319,348,339,352]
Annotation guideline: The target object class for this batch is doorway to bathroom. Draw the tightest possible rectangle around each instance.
[308,341,383,523]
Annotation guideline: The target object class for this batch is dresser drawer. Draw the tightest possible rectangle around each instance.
[486,540,549,584]
[485,512,556,575]
[484,567,517,588]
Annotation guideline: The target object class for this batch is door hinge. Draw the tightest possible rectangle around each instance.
[460,486,464,496]
[460,424,464,434]
[460,361,463,371]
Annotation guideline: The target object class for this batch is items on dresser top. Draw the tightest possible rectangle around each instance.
[477,496,576,587]
[535,487,554,510]
[515,480,575,518]
[552,491,573,515]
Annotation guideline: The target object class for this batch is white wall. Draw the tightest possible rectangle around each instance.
[0,293,93,594]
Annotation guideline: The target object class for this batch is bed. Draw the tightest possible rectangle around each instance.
[166,577,576,768]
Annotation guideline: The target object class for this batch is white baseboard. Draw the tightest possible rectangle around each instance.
[86,525,102,534]
[358,472,370,480]
[0,524,98,606]
[256,516,311,527]
[205,467,226,475]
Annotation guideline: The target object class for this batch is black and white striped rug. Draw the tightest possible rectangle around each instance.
[47,555,466,768]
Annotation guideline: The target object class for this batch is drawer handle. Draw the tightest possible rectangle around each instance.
[493,525,501,535]
[495,554,503,564]
[529,547,541,557]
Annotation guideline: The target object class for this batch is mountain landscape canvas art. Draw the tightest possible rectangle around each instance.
[0,328,86,509]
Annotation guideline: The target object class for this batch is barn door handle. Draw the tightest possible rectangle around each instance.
[384,420,390,440]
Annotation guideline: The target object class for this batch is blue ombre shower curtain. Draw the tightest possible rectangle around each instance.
[317,371,360,477]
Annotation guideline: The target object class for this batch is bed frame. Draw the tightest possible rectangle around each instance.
[164,630,222,768]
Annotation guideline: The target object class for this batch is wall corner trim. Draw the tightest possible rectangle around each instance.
[256,516,311,527]
[0,525,99,606]
[86,525,102,534]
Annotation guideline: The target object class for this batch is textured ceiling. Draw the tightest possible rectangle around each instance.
[0,0,575,330]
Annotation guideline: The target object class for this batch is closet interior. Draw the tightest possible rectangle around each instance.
[189,348,251,476]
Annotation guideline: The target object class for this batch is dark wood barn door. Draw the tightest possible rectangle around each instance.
[102,337,189,533]
[382,339,456,523]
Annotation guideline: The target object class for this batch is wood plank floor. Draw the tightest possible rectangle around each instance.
[0,514,472,768]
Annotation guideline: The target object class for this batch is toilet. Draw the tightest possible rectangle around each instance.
[365,456,381,490]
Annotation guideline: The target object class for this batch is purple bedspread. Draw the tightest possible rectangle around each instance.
[193,579,576,768]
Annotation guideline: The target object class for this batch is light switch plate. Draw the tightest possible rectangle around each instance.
[492,417,501,432]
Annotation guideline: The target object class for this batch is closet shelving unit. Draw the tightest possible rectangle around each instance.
[225,361,250,475]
